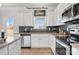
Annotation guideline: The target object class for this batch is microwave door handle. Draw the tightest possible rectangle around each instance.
[73,6,77,16]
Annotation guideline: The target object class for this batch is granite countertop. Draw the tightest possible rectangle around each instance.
[14,32,69,37]
[52,33,69,36]
[0,34,21,49]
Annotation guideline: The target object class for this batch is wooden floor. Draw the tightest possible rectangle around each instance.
[21,48,53,55]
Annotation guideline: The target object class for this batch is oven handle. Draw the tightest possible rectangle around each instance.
[56,39,70,48]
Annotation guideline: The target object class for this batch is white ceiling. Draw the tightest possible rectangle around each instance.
[0,3,59,13]
[1,3,59,8]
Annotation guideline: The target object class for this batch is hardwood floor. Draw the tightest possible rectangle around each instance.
[21,48,53,55]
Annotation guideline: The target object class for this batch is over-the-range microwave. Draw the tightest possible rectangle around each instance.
[73,3,79,19]
[62,3,79,22]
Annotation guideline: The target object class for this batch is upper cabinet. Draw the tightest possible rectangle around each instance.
[15,13,24,26]
[23,12,33,26]
[62,3,79,23]
[15,12,33,26]
[62,5,73,22]
[73,3,79,20]
[46,12,54,26]
[53,3,72,25]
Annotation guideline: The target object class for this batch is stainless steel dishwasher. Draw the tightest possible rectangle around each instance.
[21,34,31,48]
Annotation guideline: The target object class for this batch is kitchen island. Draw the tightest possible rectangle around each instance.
[0,35,22,55]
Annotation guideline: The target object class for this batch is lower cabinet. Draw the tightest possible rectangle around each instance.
[0,46,8,55]
[0,39,21,55]
[72,47,79,55]
[8,39,21,55]
[50,35,56,55]
[31,34,56,54]
[31,34,50,48]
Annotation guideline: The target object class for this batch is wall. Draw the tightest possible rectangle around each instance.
[0,10,16,32]
[0,3,72,32]
[0,7,54,32]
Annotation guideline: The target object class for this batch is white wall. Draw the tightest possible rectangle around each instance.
[0,10,16,31]
[0,7,54,32]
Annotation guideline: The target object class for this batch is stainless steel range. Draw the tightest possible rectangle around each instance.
[55,37,71,55]
[67,24,79,43]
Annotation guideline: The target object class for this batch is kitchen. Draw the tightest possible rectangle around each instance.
[0,3,79,55]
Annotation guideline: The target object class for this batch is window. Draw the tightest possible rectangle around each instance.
[6,16,14,27]
[34,17,46,29]
[6,16,14,36]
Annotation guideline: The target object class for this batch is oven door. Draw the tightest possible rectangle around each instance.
[56,39,70,55]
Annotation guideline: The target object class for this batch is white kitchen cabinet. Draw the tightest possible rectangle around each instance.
[31,34,39,48]
[0,46,8,55]
[31,34,41,48]
[39,34,50,48]
[14,13,24,33]
[53,3,72,25]
[15,13,24,26]
[72,47,79,55]
[50,35,56,55]
[23,13,33,26]
[8,39,21,55]
[46,12,54,26]
[31,34,50,48]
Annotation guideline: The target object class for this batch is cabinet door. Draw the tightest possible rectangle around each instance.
[39,34,49,48]
[15,13,24,26]
[39,38,49,48]
[72,47,79,55]
[14,13,23,32]
[52,36,56,55]
[8,39,21,55]
[50,35,56,55]
[0,46,8,55]
[23,13,33,26]
[31,34,50,48]
[31,34,40,48]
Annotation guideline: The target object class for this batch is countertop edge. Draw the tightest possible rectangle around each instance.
[0,36,22,49]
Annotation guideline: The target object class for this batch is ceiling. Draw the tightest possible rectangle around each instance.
[1,3,59,8]
[0,3,59,12]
